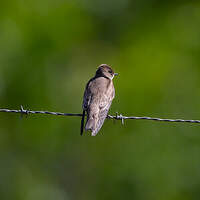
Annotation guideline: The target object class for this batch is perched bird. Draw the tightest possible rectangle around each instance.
[81,64,118,136]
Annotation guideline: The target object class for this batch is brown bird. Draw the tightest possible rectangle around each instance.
[81,64,118,136]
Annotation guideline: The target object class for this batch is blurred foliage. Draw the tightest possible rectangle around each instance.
[1,0,200,199]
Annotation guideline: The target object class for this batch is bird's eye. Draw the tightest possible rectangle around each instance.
[108,70,112,74]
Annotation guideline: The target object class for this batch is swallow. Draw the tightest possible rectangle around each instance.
[81,64,118,136]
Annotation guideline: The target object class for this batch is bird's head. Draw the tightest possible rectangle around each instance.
[95,64,118,80]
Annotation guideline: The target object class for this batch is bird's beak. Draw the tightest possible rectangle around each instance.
[114,73,118,76]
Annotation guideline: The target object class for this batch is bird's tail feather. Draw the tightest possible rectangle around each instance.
[80,110,85,135]
[85,118,95,131]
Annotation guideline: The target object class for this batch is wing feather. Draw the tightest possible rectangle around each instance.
[82,78,93,110]
[92,87,115,136]
[92,101,112,136]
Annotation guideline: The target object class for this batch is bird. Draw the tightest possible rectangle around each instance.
[81,64,118,136]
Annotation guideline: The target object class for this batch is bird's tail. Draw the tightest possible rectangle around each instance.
[80,110,85,135]
[85,118,101,136]
[85,118,94,130]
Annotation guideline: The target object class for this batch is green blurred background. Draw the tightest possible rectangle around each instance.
[1,0,200,199]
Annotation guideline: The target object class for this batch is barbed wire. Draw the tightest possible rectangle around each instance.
[0,105,200,125]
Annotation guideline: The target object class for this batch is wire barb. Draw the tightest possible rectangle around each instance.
[20,105,29,118]
[1,106,200,124]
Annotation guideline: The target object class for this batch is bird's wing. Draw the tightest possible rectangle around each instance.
[81,79,93,135]
[82,79,93,110]
[92,100,112,136]
[92,87,115,136]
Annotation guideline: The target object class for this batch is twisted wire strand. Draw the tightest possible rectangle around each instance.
[0,106,200,124]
